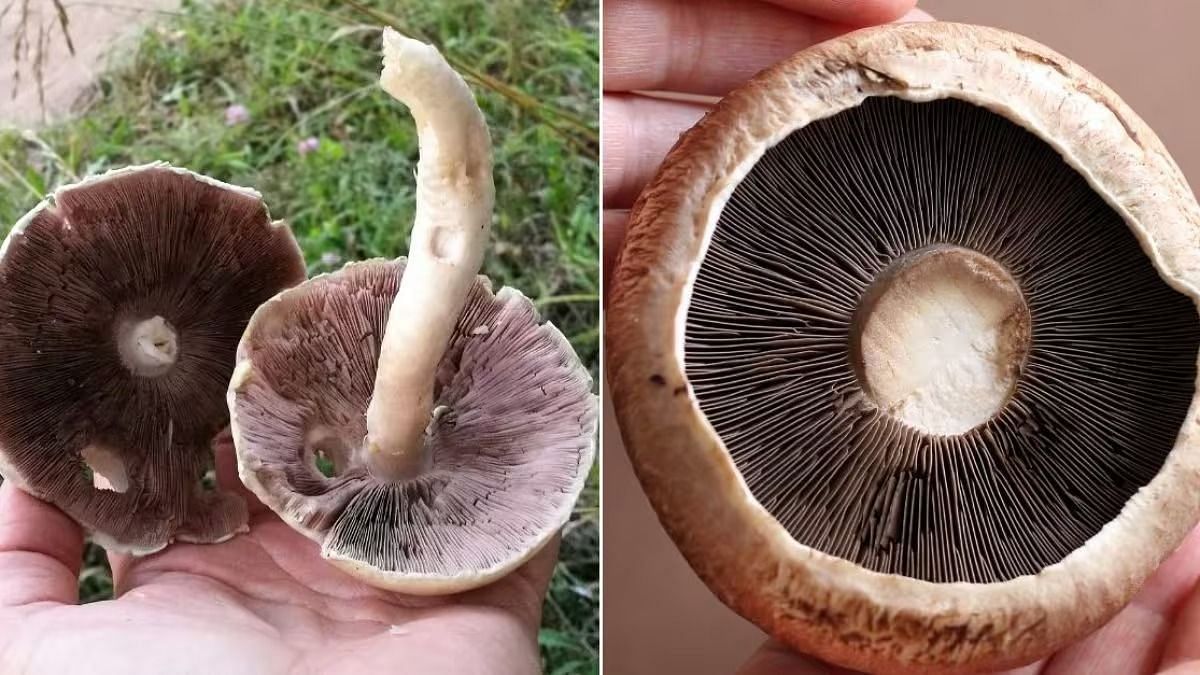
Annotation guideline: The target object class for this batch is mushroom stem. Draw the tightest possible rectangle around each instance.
[117,315,179,378]
[364,28,494,480]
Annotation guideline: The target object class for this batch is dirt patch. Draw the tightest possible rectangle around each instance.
[1,0,179,129]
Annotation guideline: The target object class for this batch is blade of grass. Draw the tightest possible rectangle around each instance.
[0,153,44,199]
[535,293,598,308]
[336,1,596,139]
[285,0,597,159]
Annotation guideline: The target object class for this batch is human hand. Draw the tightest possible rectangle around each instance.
[602,0,931,288]
[737,523,1200,674]
[0,433,555,675]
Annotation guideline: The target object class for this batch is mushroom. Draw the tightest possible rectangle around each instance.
[228,29,596,594]
[0,164,306,554]
[607,22,1200,674]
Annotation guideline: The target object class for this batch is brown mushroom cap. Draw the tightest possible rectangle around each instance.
[607,22,1200,674]
[0,164,307,554]
[229,259,596,594]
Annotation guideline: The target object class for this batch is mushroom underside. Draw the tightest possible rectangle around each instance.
[0,166,305,551]
[233,259,596,580]
[685,96,1200,584]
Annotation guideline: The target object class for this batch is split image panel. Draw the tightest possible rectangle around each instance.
[602,0,1200,673]
[1,0,1200,674]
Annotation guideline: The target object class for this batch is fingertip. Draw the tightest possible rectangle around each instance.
[900,7,935,23]
[603,210,630,299]
[0,480,84,570]
[0,480,84,605]
[1130,523,1200,615]
[737,639,858,675]
[458,532,563,631]
[212,427,269,517]
[602,94,710,204]
[510,533,563,627]
[766,0,919,27]
[851,0,922,25]
[525,533,562,588]
[1160,578,1200,668]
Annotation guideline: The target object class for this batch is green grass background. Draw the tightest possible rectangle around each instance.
[0,0,599,672]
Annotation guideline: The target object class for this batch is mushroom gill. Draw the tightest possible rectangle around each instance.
[231,259,596,584]
[229,31,597,594]
[0,165,306,552]
[684,96,1200,583]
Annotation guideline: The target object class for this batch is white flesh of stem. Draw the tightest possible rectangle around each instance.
[364,28,494,480]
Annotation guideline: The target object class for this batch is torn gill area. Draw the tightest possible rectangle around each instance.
[685,96,1200,584]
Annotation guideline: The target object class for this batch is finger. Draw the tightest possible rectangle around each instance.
[519,533,562,597]
[109,428,268,586]
[993,663,1045,675]
[511,534,563,629]
[0,480,83,606]
[1042,524,1200,675]
[736,639,860,675]
[212,426,269,518]
[604,93,711,208]
[603,209,630,299]
[763,0,918,26]
[1128,523,1200,615]
[739,638,1047,675]
[1160,576,1200,670]
[604,0,930,95]
[466,534,564,630]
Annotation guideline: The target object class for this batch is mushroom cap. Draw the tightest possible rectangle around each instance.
[606,21,1200,674]
[0,163,307,554]
[229,259,596,594]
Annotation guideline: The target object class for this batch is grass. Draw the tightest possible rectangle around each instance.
[0,0,598,671]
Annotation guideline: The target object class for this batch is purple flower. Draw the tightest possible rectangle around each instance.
[297,136,320,156]
[224,104,250,126]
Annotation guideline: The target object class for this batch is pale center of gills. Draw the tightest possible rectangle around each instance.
[853,246,1031,436]
[117,315,179,378]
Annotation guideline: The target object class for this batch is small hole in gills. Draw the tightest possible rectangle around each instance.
[305,427,351,478]
[81,445,130,493]
[314,450,337,478]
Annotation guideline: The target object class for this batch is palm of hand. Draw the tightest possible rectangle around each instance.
[0,484,550,675]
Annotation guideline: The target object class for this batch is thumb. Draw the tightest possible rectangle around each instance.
[1159,576,1200,671]
[0,480,84,606]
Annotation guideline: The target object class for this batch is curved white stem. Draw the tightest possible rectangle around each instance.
[364,28,494,480]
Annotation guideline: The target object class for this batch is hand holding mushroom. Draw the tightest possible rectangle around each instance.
[606,3,1200,674]
[0,28,593,675]
[0,160,557,673]
[0,457,560,674]
[229,28,597,594]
